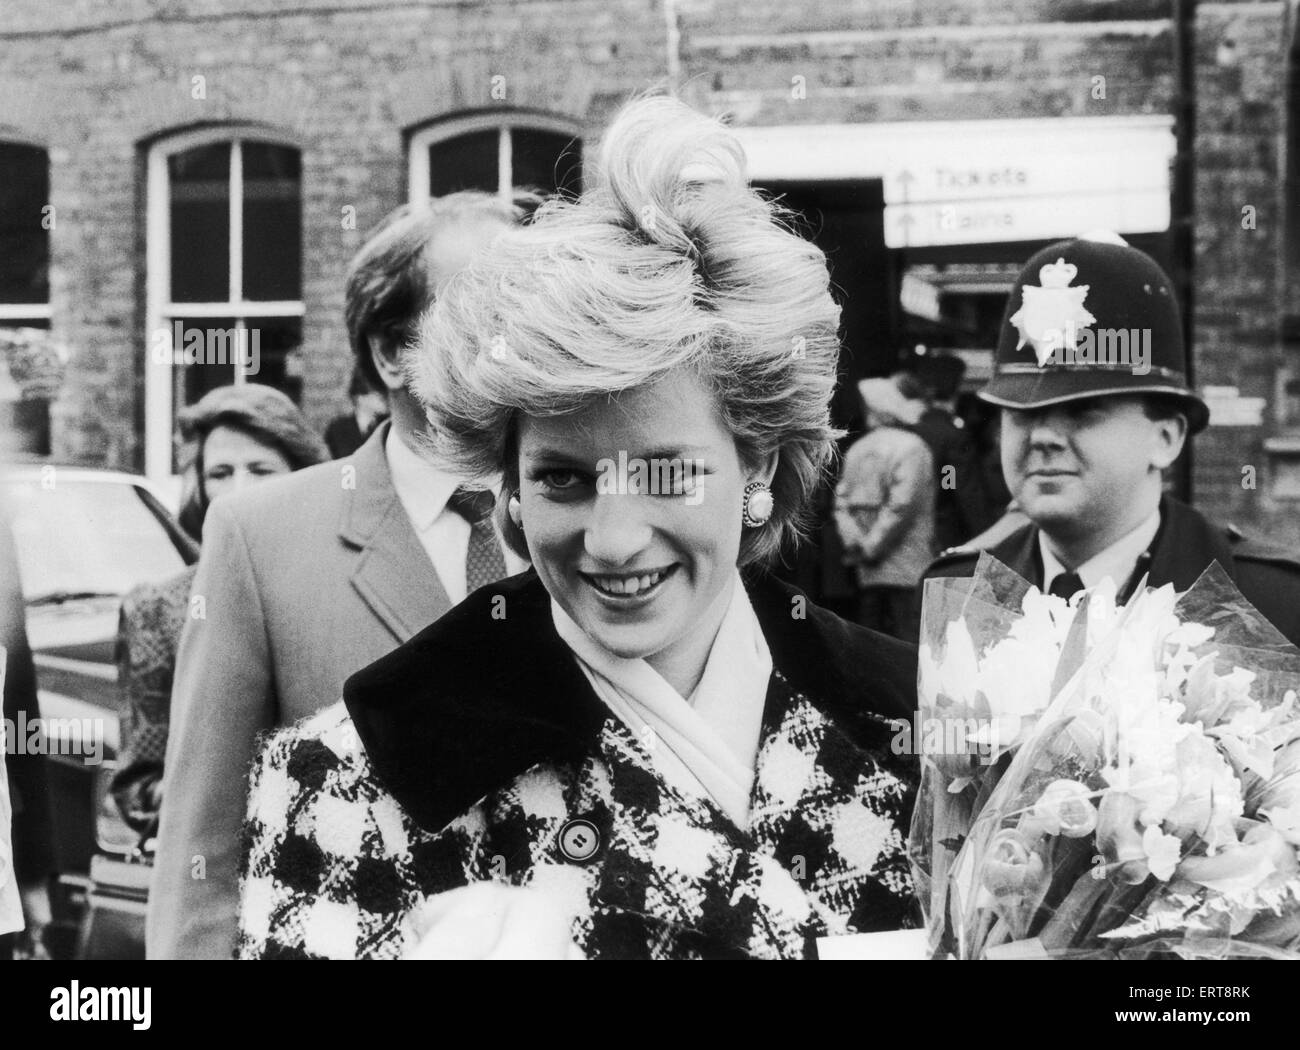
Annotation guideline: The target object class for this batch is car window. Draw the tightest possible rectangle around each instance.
[3,479,188,602]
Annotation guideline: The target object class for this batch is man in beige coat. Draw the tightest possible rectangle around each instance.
[147,194,529,959]
[834,376,936,643]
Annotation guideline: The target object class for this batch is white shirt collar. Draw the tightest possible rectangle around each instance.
[385,426,463,532]
[1039,506,1162,594]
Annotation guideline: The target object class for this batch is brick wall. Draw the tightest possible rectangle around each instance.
[0,0,663,470]
[679,2,1175,123]
[1191,1,1297,545]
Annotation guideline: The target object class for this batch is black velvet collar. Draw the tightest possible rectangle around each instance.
[343,570,918,833]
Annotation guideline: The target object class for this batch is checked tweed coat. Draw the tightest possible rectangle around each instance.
[238,572,920,960]
[111,565,198,838]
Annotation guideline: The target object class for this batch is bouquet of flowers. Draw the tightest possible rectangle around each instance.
[909,556,1300,960]
[907,557,1087,953]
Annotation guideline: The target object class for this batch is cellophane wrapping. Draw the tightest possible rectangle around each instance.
[909,556,1300,960]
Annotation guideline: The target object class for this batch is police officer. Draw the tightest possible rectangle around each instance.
[924,233,1300,646]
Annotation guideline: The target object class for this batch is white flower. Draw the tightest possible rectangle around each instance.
[922,585,1087,761]
[1103,693,1186,821]
[966,586,1083,754]
[1025,779,1099,838]
[1179,661,1268,736]
[1017,588,1078,645]
[1257,738,1300,845]
[1165,621,1215,651]
[1142,825,1183,881]
[920,619,980,707]
[1177,824,1298,894]
[1103,585,1181,687]
[1100,657,1244,855]
[1260,799,1300,847]
[1166,734,1244,852]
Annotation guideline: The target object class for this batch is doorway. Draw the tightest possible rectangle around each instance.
[756,179,891,609]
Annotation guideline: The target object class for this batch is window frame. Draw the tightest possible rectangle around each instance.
[144,125,304,479]
[407,111,582,206]
[0,135,52,326]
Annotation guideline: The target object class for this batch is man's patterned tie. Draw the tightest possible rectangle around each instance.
[448,487,508,595]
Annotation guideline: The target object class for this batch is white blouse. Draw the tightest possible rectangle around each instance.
[551,572,773,828]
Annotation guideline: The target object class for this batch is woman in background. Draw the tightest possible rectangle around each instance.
[110,385,327,838]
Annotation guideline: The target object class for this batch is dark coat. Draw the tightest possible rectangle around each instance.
[911,407,1002,551]
[323,413,380,460]
[1,512,53,889]
[237,571,920,960]
[924,495,1300,647]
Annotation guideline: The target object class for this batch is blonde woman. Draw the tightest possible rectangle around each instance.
[238,97,919,960]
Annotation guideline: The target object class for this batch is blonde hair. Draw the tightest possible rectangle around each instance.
[406,96,843,566]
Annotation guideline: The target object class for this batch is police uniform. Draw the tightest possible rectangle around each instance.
[926,495,1300,647]
[922,234,1300,647]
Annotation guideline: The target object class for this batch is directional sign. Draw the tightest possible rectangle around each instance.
[732,116,1175,248]
[885,189,1171,248]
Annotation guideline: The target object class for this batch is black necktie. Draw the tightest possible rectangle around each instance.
[1047,571,1084,600]
[447,487,507,595]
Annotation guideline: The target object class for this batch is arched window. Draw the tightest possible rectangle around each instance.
[0,140,53,453]
[408,113,582,205]
[145,128,303,477]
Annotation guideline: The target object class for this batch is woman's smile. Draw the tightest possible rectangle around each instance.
[515,369,758,684]
[580,564,679,605]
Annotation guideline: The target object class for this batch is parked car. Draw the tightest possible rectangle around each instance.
[1,466,197,954]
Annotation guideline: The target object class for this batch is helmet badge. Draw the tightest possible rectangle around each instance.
[1008,258,1097,367]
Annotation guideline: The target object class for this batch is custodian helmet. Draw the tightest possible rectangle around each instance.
[979,234,1209,433]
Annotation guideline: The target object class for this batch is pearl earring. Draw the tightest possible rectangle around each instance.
[741,481,774,527]
[507,493,523,529]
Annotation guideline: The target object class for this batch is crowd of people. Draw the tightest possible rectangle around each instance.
[4,93,1300,960]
